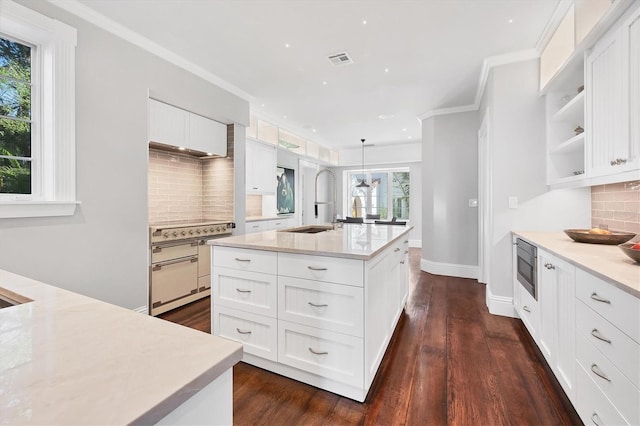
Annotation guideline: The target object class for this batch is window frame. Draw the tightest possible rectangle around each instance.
[343,167,410,220]
[0,0,78,218]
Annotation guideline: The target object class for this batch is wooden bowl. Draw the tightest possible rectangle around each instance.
[564,229,635,245]
[619,242,640,263]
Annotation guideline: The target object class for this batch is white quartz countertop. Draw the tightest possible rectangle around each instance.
[211,224,413,260]
[513,231,640,299]
[0,269,242,425]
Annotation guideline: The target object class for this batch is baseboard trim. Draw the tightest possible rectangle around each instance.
[420,259,478,279]
[409,239,422,248]
[133,305,148,314]
[486,287,517,318]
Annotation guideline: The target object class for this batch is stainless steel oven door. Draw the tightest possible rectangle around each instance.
[516,238,537,300]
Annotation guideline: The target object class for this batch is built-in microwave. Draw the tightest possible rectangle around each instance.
[516,238,537,300]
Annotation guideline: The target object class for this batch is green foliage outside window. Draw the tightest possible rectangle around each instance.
[0,36,32,194]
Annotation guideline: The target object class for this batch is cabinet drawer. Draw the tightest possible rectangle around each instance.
[278,320,363,387]
[278,253,364,287]
[576,361,629,426]
[212,267,277,318]
[214,306,277,362]
[246,221,269,233]
[278,277,364,337]
[151,242,198,264]
[517,284,540,340]
[575,268,640,343]
[576,300,640,388]
[214,246,277,275]
[577,333,640,425]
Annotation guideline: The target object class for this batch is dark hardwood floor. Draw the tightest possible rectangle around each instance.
[159,249,581,425]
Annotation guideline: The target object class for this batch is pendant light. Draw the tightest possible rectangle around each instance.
[356,138,370,188]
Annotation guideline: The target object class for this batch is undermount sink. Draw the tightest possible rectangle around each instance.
[0,288,32,309]
[279,225,333,234]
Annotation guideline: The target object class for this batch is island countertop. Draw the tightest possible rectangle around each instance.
[210,224,413,260]
[0,269,242,425]
[513,231,639,298]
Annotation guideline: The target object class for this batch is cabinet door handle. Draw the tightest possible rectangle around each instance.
[522,305,531,313]
[235,258,251,262]
[308,347,328,355]
[591,412,602,426]
[590,328,611,344]
[400,261,405,264]
[236,288,252,293]
[307,266,328,271]
[590,364,611,382]
[590,292,611,304]
[394,248,401,252]
[544,263,555,270]
[308,302,328,308]
[236,328,252,335]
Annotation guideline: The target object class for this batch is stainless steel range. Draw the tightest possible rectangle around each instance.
[149,219,233,316]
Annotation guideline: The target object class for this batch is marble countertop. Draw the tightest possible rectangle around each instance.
[211,224,413,260]
[513,231,639,298]
[245,215,284,222]
[0,269,242,425]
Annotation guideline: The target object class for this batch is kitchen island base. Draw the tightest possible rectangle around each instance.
[210,225,411,402]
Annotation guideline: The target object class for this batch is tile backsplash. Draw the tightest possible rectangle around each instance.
[591,180,640,235]
[148,125,235,223]
[246,195,263,217]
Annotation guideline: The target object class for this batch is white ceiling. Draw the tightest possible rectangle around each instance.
[67,0,560,149]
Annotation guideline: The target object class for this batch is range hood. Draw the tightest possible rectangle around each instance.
[148,141,225,158]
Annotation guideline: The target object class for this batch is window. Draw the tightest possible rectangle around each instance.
[346,169,410,220]
[0,0,77,218]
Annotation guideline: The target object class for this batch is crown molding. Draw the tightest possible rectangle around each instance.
[47,0,253,102]
[418,104,477,121]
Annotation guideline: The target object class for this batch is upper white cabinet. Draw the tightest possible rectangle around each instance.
[246,139,276,194]
[576,0,617,45]
[148,99,227,157]
[586,5,640,179]
[541,5,576,91]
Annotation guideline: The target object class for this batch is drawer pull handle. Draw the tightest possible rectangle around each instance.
[236,328,252,335]
[404,240,408,243]
[590,364,611,382]
[404,250,409,254]
[308,347,328,355]
[590,292,611,304]
[590,329,611,344]
[591,413,602,426]
[308,302,328,308]
[307,266,328,271]
[236,288,252,293]
[235,258,251,262]
[522,305,531,313]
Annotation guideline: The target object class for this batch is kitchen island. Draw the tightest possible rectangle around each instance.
[0,269,242,425]
[209,224,412,402]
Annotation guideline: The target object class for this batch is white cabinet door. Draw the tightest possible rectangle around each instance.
[149,99,187,147]
[189,113,227,156]
[538,250,576,401]
[586,29,623,178]
[246,140,276,194]
[620,7,640,173]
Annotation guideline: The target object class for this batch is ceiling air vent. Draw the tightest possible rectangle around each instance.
[327,51,354,66]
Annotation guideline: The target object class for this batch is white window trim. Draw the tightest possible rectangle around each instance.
[0,0,78,219]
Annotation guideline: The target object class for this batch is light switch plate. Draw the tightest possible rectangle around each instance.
[508,196,518,209]
[468,198,478,208]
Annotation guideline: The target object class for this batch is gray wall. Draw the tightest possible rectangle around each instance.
[0,1,249,309]
[479,60,590,304]
[421,111,479,266]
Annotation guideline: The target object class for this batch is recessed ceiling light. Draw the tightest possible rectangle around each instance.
[312,128,316,132]
[261,103,265,107]
[362,20,367,25]
[384,68,389,73]
[408,136,413,139]
[402,128,407,132]
[378,114,395,120]
[323,81,327,85]
[507,18,513,24]
[283,115,287,119]
[285,43,290,48]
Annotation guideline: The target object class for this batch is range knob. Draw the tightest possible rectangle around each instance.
[172,231,178,237]
[216,227,221,232]
[181,231,186,236]
[210,227,215,232]
[196,229,202,234]
[163,232,169,238]
[188,230,194,235]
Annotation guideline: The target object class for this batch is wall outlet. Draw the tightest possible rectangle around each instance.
[468,198,478,208]
[508,196,518,209]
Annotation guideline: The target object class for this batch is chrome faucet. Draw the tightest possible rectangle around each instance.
[314,168,337,224]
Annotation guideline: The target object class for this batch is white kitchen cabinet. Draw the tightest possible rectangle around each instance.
[246,139,276,194]
[148,98,227,156]
[586,5,640,180]
[149,98,188,147]
[538,250,576,401]
[188,112,227,156]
